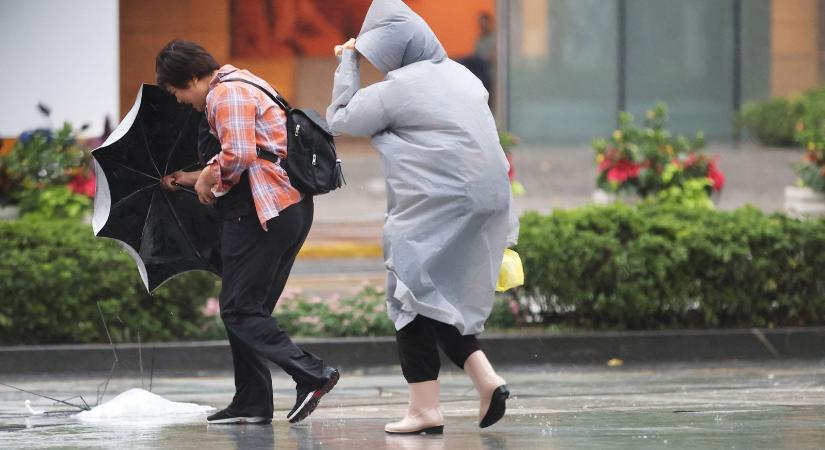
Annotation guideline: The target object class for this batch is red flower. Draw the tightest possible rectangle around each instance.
[607,160,641,183]
[68,171,96,198]
[505,152,515,181]
[706,160,725,192]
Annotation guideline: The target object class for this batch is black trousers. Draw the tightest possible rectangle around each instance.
[396,315,481,383]
[218,191,325,418]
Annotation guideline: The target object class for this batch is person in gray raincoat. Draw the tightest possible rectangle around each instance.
[327,0,518,434]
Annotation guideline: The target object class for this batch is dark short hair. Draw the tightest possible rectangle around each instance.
[155,39,220,89]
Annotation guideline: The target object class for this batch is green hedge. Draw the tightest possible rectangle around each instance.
[516,204,825,329]
[736,86,825,148]
[268,288,516,337]
[5,205,825,344]
[0,218,220,344]
[737,96,804,147]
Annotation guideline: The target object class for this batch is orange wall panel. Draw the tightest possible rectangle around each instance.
[120,0,495,116]
[225,57,297,101]
[410,0,494,58]
[771,0,820,96]
[119,0,231,116]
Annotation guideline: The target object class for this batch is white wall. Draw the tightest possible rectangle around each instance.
[0,0,118,138]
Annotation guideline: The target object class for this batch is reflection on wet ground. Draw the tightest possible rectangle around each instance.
[1,362,824,449]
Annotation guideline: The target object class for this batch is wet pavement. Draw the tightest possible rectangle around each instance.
[1,362,824,449]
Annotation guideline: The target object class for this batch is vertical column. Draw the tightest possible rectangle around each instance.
[733,0,742,140]
[617,0,627,116]
[771,0,820,97]
[495,0,510,128]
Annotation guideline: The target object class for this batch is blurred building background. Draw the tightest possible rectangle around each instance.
[500,0,823,145]
[0,0,118,139]
[116,0,494,124]
[1,0,824,148]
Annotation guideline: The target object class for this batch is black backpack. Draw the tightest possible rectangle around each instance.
[223,78,344,195]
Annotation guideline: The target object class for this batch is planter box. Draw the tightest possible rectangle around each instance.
[784,186,825,219]
[0,205,20,220]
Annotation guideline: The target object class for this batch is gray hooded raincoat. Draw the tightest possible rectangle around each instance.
[326,0,518,335]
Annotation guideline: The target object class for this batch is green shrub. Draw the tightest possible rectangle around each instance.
[18,186,92,220]
[737,96,804,147]
[516,204,825,329]
[235,287,516,337]
[6,206,823,344]
[793,87,825,192]
[274,286,395,337]
[0,123,90,206]
[0,217,521,343]
[0,218,220,344]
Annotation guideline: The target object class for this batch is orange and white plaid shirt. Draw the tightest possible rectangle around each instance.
[205,65,302,229]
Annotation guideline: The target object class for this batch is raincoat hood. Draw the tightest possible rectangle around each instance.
[355,0,447,74]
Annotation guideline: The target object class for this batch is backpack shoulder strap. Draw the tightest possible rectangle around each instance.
[221,78,291,112]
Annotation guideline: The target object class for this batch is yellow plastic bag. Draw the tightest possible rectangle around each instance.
[496,249,524,292]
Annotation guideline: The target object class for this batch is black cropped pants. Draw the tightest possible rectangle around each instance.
[395,315,481,383]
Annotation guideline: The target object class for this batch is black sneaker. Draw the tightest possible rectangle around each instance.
[287,367,340,423]
[207,407,271,424]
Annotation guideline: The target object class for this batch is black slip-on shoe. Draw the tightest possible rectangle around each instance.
[287,367,340,424]
[207,407,271,424]
[479,385,509,428]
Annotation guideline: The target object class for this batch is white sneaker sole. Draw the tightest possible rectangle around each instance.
[286,389,317,422]
[207,416,270,424]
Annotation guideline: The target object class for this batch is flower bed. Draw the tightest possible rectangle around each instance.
[593,103,724,204]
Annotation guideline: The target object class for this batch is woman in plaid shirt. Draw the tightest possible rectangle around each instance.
[156,39,338,425]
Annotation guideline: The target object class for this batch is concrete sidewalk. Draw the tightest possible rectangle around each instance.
[1,362,823,449]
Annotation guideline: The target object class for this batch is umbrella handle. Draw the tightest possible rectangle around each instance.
[171,182,197,196]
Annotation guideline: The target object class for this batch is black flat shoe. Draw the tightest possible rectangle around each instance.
[479,385,509,428]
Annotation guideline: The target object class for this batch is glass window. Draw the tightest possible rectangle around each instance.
[624,0,734,139]
[507,0,619,144]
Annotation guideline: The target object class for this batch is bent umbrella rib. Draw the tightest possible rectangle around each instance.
[138,116,163,178]
[163,108,195,174]
[107,160,160,181]
[159,189,205,260]
[109,182,158,212]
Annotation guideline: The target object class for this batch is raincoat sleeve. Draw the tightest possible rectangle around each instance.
[326,49,392,137]
[506,191,520,247]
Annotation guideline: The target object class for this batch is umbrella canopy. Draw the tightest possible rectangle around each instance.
[92,84,222,292]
